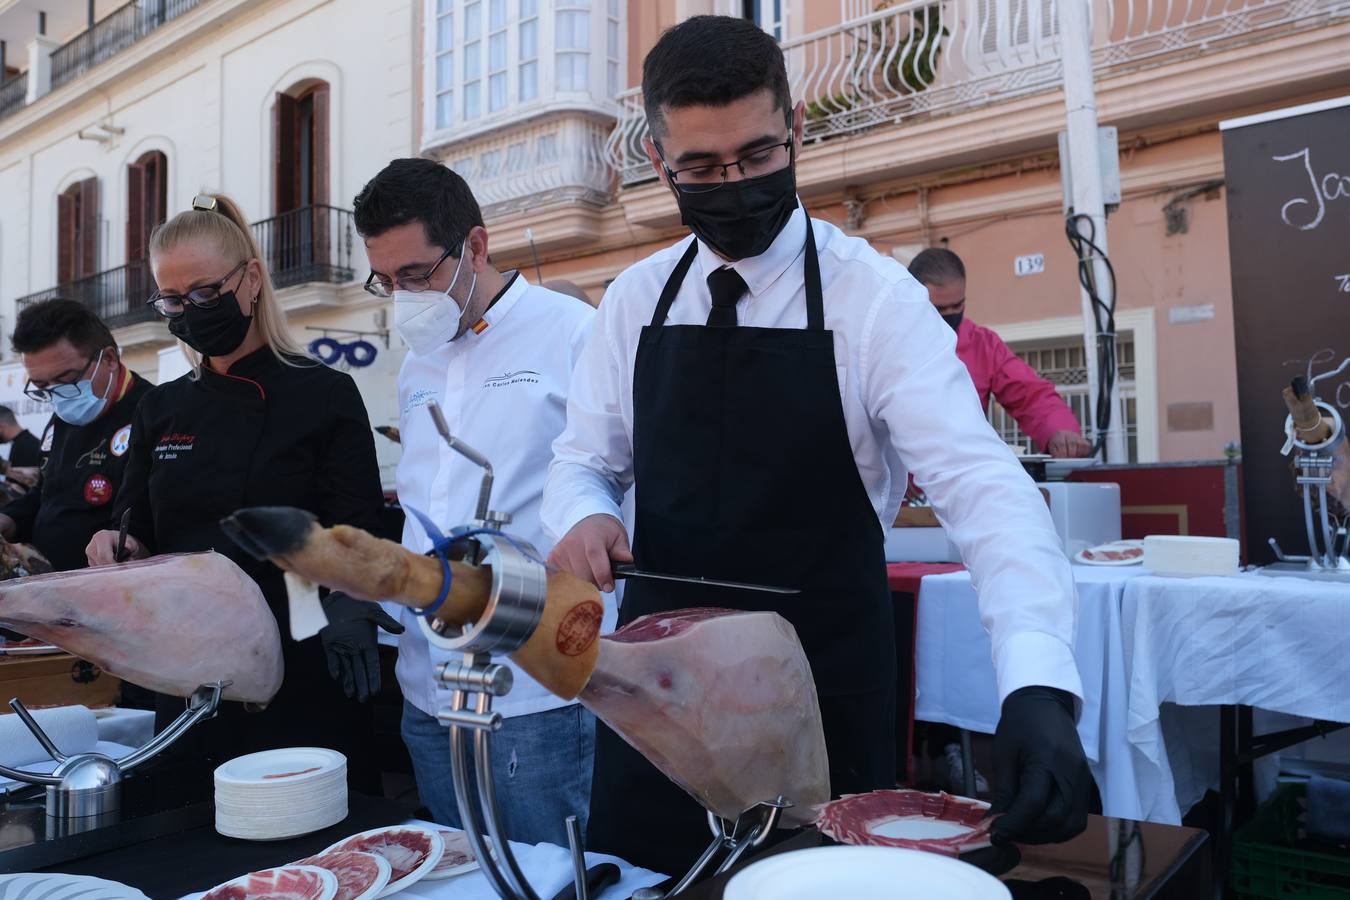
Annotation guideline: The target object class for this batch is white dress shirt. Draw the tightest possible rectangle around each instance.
[396,274,616,720]
[542,205,1082,704]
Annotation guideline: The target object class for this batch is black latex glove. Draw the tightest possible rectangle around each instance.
[989,686,1091,845]
[319,591,405,702]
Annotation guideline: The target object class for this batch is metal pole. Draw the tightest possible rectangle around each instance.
[1058,1,1126,463]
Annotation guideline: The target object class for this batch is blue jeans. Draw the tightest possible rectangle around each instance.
[401,700,596,846]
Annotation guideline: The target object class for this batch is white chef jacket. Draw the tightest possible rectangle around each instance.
[542,205,1083,705]
[396,273,616,720]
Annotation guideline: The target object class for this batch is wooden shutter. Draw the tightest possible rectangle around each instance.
[148,152,166,230]
[126,161,146,264]
[273,92,299,214]
[78,177,99,278]
[310,83,330,207]
[57,191,76,283]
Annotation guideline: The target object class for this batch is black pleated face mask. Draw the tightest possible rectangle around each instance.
[674,165,799,261]
[169,290,254,357]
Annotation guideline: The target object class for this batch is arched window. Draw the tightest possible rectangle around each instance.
[57,177,99,284]
[127,150,167,265]
[273,80,329,214]
[270,81,330,286]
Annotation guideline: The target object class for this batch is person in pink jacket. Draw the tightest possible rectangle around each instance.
[909,248,1092,459]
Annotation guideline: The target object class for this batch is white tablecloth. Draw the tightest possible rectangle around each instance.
[1122,572,1350,824]
[912,565,1145,818]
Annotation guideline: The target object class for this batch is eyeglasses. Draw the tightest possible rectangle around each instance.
[23,348,105,401]
[659,139,794,194]
[146,260,248,319]
[364,247,456,299]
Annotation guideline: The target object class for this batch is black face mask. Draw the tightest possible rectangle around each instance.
[673,164,798,261]
[169,290,254,357]
[942,311,964,332]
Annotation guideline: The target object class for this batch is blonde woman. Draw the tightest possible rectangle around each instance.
[85,194,399,791]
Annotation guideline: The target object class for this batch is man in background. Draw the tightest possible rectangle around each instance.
[0,406,41,468]
[909,247,1092,458]
[0,300,152,571]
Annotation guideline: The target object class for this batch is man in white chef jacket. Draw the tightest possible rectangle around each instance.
[543,15,1090,874]
[354,158,612,845]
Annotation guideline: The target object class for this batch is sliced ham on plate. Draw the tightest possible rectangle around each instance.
[291,852,391,900]
[322,826,444,898]
[200,866,337,900]
[423,830,494,880]
[815,790,995,857]
[1074,539,1145,566]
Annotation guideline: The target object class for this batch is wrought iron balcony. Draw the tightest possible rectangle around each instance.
[0,75,26,122]
[50,0,207,92]
[15,260,160,330]
[251,205,356,290]
[13,205,356,335]
[606,0,1346,185]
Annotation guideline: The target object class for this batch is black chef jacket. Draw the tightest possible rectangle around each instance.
[8,430,41,468]
[112,346,386,786]
[0,374,152,571]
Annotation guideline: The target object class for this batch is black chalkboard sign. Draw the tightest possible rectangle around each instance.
[1222,98,1350,564]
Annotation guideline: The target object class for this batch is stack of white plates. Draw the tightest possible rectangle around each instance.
[214,748,347,840]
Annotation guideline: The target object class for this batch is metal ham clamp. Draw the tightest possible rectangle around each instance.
[1268,370,1350,576]
[220,402,827,900]
[0,682,228,835]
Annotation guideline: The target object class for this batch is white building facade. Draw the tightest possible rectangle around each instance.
[0,0,419,484]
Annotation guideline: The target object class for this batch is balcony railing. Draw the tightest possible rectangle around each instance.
[440,114,615,219]
[606,0,1347,185]
[15,260,160,330]
[50,0,206,92]
[0,75,26,122]
[13,206,355,334]
[251,205,356,290]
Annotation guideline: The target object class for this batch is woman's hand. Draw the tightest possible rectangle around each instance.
[86,529,148,567]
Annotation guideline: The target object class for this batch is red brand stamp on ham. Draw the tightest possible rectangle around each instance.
[555,600,603,656]
[815,790,995,857]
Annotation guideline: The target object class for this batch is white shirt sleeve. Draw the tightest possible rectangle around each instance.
[542,289,634,543]
[861,283,1083,705]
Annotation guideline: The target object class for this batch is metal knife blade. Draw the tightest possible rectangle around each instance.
[114,508,132,563]
[612,564,799,595]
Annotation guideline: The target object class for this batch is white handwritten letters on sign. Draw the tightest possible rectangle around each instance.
[1273,147,1350,231]
[1337,275,1350,294]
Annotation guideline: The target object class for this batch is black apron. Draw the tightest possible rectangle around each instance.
[587,221,897,875]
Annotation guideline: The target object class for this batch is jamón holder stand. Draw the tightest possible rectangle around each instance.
[1270,400,1350,572]
[416,404,589,900]
[0,681,226,835]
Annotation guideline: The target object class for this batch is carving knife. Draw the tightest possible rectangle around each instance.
[114,508,132,563]
[612,564,799,594]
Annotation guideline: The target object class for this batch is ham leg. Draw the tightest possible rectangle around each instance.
[0,552,283,703]
[223,507,829,823]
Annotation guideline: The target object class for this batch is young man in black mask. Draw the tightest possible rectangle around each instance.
[543,15,1090,873]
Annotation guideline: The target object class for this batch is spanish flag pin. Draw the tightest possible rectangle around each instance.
[471,318,490,335]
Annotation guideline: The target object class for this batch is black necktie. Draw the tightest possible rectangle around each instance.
[706,266,747,328]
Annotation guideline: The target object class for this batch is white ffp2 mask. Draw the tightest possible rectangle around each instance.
[392,245,478,355]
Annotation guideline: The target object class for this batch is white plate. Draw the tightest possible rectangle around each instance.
[215,748,346,786]
[215,802,347,841]
[423,830,489,880]
[292,852,392,900]
[322,826,444,898]
[200,866,337,900]
[1044,458,1100,479]
[1075,539,1145,566]
[725,846,1010,900]
[0,874,150,900]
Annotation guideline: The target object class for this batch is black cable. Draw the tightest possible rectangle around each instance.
[1064,212,1119,461]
